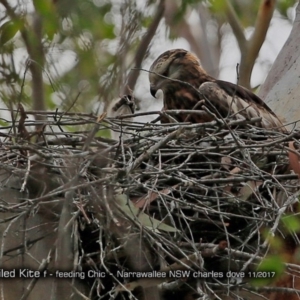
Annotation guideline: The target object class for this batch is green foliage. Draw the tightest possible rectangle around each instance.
[261,229,283,250]
[115,194,179,232]
[210,0,296,28]
[71,2,114,39]
[0,20,23,44]
[277,0,298,19]
[282,214,300,232]
[255,213,300,287]
[209,0,228,14]
[96,127,111,139]
[252,255,285,286]
[33,0,59,39]
[173,0,203,22]
[0,119,10,128]
[209,0,261,27]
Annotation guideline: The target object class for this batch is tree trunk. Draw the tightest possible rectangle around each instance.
[258,1,300,130]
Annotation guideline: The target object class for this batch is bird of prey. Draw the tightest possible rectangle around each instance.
[149,49,285,131]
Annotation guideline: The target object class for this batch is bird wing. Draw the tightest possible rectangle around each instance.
[215,80,275,115]
[199,81,286,131]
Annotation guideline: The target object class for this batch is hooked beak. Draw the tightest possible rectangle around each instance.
[150,85,157,98]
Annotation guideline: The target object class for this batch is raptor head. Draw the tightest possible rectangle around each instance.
[149,49,204,98]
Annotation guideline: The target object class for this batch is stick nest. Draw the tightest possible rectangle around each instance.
[1,108,300,300]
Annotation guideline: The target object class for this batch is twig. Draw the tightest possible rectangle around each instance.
[127,127,183,171]
[123,0,165,94]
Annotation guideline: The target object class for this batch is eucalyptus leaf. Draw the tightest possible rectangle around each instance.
[0,21,22,44]
[115,194,179,233]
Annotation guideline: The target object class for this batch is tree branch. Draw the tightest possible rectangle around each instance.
[0,0,46,126]
[123,0,165,95]
[239,0,276,88]
[258,1,300,129]
[224,0,246,53]
[164,0,219,76]
[198,4,220,77]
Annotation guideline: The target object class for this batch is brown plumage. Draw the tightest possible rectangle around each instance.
[149,49,285,131]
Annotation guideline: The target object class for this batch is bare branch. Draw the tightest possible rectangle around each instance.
[0,0,46,126]
[123,0,165,94]
[164,0,219,76]
[225,0,275,88]
[239,0,276,88]
[224,0,246,53]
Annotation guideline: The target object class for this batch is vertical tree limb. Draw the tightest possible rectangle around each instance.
[123,0,165,95]
[164,0,219,77]
[258,1,300,130]
[198,3,220,77]
[225,0,275,88]
[259,1,300,99]
[239,0,276,88]
[225,0,247,53]
[0,0,46,127]
[27,13,46,119]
